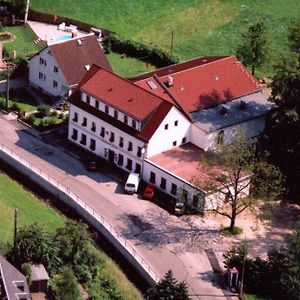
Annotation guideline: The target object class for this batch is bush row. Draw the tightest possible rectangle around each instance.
[103,33,178,68]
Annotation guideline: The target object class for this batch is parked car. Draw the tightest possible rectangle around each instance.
[124,172,141,194]
[143,184,155,200]
[174,201,185,215]
[85,159,99,171]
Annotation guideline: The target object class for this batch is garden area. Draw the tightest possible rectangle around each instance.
[0,171,142,299]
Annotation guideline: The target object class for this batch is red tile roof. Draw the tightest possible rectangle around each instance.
[80,65,171,121]
[49,34,112,86]
[69,64,173,142]
[135,55,261,113]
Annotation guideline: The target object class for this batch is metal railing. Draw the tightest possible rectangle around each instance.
[0,143,159,283]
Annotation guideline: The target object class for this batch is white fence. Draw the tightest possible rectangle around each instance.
[0,143,159,283]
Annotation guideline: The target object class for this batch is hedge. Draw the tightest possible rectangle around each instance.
[103,33,178,68]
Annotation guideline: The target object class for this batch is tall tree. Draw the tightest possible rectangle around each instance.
[263,21,300,196]
[198,131,283,233]
[146,270,190,300]
[237,22,268,75]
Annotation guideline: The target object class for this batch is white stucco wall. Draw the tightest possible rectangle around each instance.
[29,47,69,97]
[191,116,267,151]
[68,104,145,173]
[147,107,191,157]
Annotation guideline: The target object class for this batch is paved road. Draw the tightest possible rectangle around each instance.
[0,113,230,299]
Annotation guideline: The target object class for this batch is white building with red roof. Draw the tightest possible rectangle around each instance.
[28,34,112,98]
[68,55,273,211]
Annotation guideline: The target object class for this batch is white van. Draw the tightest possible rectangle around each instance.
[124,172,140,194]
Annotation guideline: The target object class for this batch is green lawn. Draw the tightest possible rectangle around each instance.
[31,0,300,77]
[0,88,39,112]
[3,24,45,58]
[246,294,268,300]
[107,51,155,77]
[0,172,65,244]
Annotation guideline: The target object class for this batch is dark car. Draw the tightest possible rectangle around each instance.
[174,201,185,215]
[85,159,99,171]
[143,184,155,200]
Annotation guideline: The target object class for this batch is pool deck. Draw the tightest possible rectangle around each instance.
[28,20,87,42]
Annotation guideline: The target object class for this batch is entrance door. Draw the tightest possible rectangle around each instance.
[108,149,115,164]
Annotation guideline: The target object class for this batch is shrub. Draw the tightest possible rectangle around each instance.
[58,113,64,119]
[21,263,32,285]
[37,104,50,118]
[221,226,243,236]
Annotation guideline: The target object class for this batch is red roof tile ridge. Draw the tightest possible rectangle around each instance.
[159,55,236,78]
[82,63,180,117]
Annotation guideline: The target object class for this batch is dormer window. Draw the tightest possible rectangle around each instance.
[95,100,99,109]
[124,115,128,124]
[105,105,109,114]
[86,95,90,105]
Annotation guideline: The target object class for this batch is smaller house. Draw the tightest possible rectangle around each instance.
[30,264,49,294]
[28,33,112,98]
[0,255,31,300]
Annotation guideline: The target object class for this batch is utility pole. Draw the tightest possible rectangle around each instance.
[170,30,174,55]
[13,208,18,253]
[24,0,30,24]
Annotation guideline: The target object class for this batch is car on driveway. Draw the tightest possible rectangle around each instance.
[174,201,185,215]
[143,184,155,200]
[85,159,100,171]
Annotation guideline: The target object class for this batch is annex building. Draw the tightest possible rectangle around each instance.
[68,55,273,211]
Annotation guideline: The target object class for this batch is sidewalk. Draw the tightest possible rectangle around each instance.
[0,113,230,299]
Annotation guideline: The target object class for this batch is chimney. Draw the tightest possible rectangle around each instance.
[167,75,173,87]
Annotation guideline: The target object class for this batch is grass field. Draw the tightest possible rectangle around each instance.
[31,0,300,77]
[0,172,65,244]
[3,25,45,58]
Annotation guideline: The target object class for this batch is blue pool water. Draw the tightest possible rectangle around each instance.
[48,35,72,45]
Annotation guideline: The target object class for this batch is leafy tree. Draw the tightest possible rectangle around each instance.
[263,21,300,196]
[200,131,283,233]
[7,223,61,274]
[237,21,268,75]
[146,270,190,300]
[288,21,300,59]
[50,267,82,300]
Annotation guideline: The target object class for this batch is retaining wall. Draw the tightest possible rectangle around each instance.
[0,144,158,286]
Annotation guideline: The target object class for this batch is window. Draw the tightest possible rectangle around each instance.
[100,127,105,138]
[117,154,124,166]
[192,195,199,207]
[72,112,78,122]
[135,163,141,174]
[132,119,136,128]
[109,132,115,142]
[105,105,109,114]
[53,80,58,88]
[91,122,96,132]
[182,189,188,201]
[171,183,177,195]
[39,57,47,66]
[174,120,178,126]
[119,137,124,148]
[182,137,186,144]
[173,141,177,146]
[124,115,128,124]
[54,66,58,73]
[80,133,86,145]
[114,110,118,119]
[137,146,142,157]
[38,72,46,80]
[128,141,133,151]
[126,158,132,171]
[217,130,225,144]
[90,138,96,151]
[164,124,169,130]
[82,117,87,127]
[95,100,99,109]
[150,171,156,183]
[160,177,166,189]
[71,128,78,140]
[86,95,90,105]
[48,50,52,56]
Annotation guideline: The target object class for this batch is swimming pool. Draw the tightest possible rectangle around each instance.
[48,35,72,45]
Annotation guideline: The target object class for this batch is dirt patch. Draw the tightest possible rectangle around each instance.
[0,32,15,43]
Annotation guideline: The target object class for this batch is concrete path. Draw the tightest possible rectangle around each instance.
[28,21,88,42]
[0,113,231,299]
